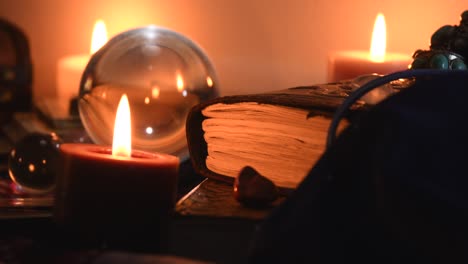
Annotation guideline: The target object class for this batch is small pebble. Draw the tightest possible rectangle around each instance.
[233,166,279,208]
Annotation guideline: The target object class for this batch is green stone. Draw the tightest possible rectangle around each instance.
[411,57,428,69]
[451,58,467,70]
[429,54,449,69]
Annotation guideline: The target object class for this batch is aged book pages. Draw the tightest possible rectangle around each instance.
[185,83,378,192]
[202,102,336,189]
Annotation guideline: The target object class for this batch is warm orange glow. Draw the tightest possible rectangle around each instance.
[206,76,213,87]
[152,86,160,98]
[176,73,184,92]
[144,97,150,104]
[112,94,132,157]
[90,19,108,54]
[369,13,386,62]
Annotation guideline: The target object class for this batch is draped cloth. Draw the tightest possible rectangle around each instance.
[248,71,468,264]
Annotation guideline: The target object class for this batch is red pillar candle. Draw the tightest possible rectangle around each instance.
[53,94,180,251]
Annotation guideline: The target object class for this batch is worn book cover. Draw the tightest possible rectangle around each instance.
[185,80,381,192]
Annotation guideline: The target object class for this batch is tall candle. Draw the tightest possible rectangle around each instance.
[54,94,180,251]
[56,20,108,110]
[327,13,411,83]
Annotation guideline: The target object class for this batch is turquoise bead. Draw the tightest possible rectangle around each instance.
[411,57,428,69]
[429,54,449,69]
[451,58,467,70]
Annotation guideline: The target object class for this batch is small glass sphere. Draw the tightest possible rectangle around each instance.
[79,26,219,160]
[8,132,62,194]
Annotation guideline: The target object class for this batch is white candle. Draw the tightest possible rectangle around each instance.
[56,20,108,108]
[327,13,411,83]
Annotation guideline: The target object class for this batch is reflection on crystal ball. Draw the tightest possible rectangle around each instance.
[8,132,62,194]
[79,26,219,160]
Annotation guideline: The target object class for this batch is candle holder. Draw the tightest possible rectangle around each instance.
[78,26,219,161]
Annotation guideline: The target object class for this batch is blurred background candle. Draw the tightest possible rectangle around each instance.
[56,19,108,110]
[1,2,465,98]
[327,13,412,83]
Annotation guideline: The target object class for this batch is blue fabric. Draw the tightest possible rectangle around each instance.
[248,70,468,263]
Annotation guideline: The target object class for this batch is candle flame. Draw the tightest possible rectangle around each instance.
[112,94,132,157]
[152,86,160,98]
[176,73,184,92]
[206,76,213,87]
[369,13,386,63]
[90,19,108,54]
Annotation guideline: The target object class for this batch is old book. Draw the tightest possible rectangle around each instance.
[186,76,408,191]
[176,178,284,220]
[186,83,365,192]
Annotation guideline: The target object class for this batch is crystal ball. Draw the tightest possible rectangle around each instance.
[78,26,219,160]
[8,132,62,194]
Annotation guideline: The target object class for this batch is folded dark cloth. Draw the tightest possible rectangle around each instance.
[248,70,468,263]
